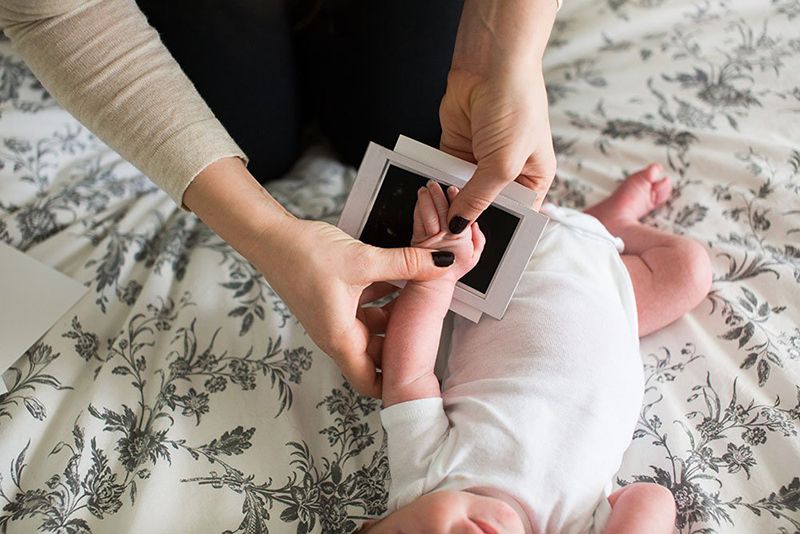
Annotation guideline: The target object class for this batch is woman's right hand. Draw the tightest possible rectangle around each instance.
[255,216,455,397]
[184,157,455,397]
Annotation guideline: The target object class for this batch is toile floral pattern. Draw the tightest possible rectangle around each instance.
[0,0,798,532]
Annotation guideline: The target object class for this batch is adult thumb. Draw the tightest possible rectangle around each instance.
[446,157,518,234]
[365,245,455,283]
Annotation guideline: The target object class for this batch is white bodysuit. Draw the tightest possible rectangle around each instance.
[380,205,645,534]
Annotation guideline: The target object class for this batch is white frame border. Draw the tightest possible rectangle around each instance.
[338,142,548,321]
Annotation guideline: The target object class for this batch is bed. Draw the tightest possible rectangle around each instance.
[0,0,798,532]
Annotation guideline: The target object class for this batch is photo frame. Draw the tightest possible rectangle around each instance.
[338,139,549,321]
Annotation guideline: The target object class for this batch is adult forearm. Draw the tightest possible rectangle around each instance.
[452,0,558,75]
[182,158,295,262]
[0,0,244,208]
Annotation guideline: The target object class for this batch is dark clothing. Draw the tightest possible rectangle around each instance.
[137,0,463,182]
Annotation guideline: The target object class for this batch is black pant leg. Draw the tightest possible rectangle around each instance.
[295,0,464,166]
[137,0,301,182]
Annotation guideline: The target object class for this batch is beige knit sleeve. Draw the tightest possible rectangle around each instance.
[0,0,247,209]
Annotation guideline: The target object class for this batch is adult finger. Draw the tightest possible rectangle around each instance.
[447,154,520,234]
[366,335,384,368]
[336,322,382,397]
[339,353,381,397]
[360,306,389,335]
[363,244,454,284]
[514,137,557,210]
[359,282,397,305]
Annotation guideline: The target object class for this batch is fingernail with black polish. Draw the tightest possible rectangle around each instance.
[432,251,455,267]
[448,216,469,234]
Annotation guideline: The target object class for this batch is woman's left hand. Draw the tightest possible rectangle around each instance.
[439,0,559,231]
[440,65,556,220]
[184,157,456,398]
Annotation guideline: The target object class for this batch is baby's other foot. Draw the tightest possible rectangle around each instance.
[586,164,672,235]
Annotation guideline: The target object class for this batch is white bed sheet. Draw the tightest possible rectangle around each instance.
[0,0,798,532]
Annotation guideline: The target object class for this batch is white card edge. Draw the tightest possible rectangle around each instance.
[395,135,538,207]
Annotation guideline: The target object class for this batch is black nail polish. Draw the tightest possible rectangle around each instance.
[432,251,455,267]
[448,216,469,234]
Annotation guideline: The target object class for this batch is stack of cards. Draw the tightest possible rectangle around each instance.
[338,136,549,322]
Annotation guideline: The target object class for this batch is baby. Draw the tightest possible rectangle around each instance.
[361,164,712,533]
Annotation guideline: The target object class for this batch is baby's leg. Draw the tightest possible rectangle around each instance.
[604,483,676,534]
[585,165,712,336]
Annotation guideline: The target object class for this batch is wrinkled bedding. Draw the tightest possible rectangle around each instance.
[1,0,798,532]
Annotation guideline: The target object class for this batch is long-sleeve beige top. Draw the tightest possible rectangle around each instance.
[0,0,561,210]
[0,0,246,209]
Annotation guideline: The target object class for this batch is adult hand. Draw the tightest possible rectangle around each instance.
[184,157,455,398]
[440,67,556,232]
[254,218,455,398]
[441,0,559,233]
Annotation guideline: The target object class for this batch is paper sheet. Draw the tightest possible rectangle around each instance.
[0,243,87,394]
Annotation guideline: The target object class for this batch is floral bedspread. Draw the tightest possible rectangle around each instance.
[0,0,798,532]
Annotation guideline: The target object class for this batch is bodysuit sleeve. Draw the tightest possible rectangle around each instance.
[380,397,451,511]
[0,0,246,210]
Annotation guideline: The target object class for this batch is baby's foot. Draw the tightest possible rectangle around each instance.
[585,164,672,235]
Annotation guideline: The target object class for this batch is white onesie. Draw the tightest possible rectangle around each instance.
[380,204,645,534]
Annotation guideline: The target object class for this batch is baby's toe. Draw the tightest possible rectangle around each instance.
[642,163,663,183]
[651,177,672,207]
